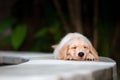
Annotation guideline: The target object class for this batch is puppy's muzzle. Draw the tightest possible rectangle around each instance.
[78,52,84,57]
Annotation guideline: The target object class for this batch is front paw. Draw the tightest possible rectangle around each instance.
[63,55,73,60]
[85,53,95,61]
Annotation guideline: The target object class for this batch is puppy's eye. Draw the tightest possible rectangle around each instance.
[72,47,76,49]
[84,46,87,49]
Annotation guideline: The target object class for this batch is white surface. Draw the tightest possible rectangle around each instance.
[0,51,117,80]
[0,51,53,59]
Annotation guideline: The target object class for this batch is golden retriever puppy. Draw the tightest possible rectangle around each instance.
[53,32,99,61]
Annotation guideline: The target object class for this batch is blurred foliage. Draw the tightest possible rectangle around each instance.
[0,0,119,58]
[11,24,27,50]
[0,17,16,34]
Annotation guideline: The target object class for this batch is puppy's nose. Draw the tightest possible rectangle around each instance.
[78,52,84,57]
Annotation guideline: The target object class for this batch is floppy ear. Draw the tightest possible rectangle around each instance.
[51,44,58,49]
[59,43,69,59]
[89,45,99,60]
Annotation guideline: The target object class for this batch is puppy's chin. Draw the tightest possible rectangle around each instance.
[72,57,85,61]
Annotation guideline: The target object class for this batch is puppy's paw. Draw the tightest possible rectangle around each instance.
[61,54,73,60]
[85,53,95,61]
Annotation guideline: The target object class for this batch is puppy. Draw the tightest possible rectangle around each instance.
[53,32,99,61]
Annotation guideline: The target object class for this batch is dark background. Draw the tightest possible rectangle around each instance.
[0,0,120,79]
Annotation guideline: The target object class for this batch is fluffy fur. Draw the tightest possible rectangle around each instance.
[53,32,99,61]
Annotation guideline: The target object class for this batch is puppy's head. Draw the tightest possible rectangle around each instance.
[58,39,99,60]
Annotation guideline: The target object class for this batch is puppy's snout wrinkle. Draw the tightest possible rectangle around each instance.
[78,52,84,57]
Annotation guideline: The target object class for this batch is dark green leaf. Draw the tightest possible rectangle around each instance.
[0,17,17,34]
[0,36,11,45]
[35,28,48,38]
[11,24,27,50]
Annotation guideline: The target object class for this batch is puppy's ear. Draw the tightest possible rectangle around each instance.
[89,45,99,60]
[51,44,58,49]
[59,43,69,59]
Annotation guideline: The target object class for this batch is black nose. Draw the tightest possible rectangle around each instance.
[78,52,84,57]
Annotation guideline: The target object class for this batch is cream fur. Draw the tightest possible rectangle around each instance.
[53,32,99,61]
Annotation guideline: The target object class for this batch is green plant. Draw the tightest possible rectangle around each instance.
[0,0,118,58]
[0,17,27,50]
[11,24,27,50]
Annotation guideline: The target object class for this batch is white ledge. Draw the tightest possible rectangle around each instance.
[0,51,118,80]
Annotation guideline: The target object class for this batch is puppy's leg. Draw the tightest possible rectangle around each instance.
[65,54,73,60]
[85,53,96,61]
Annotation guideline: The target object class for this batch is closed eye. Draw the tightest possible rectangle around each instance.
[84,46,88,49]
[71,46,77,49]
